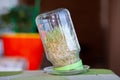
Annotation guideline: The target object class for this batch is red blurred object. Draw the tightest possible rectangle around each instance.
[1,33,44,70]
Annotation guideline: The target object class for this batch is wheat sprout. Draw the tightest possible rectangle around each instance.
[44,27,79,67]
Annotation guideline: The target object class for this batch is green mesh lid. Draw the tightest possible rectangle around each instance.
[54,59,83,71]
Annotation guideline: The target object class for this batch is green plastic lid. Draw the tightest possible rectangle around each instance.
[54,59,83,71]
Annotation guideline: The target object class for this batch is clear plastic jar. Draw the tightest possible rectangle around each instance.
[36,8,82,70]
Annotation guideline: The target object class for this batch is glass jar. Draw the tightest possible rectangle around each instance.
[36,8,83,71]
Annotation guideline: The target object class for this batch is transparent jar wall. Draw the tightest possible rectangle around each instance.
[36,8,81,68]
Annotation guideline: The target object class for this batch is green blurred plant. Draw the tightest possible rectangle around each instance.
[0,0,41,33]
[0,4,39,33]
[0,13,13,34]
[9,5,35,33]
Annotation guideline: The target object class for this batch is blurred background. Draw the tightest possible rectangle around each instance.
[0,0,120,76]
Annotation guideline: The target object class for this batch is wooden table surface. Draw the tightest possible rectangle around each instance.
[0,69,120,80]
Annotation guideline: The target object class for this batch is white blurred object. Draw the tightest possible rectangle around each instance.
[0,39,4,57]
[0,57,27,71]
[0,0,18,15]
